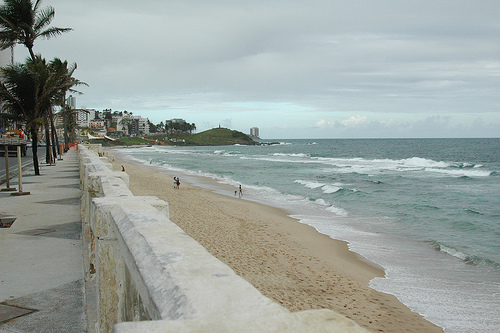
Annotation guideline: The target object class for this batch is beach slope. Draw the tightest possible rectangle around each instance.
[109,151,443,333]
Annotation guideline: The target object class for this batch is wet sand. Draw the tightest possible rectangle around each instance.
[109,150,443,332]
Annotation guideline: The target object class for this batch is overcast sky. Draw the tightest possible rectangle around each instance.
[14,0,500,139]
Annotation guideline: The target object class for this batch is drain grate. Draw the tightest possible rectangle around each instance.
[0,303,36,323]
[0,217,16,228]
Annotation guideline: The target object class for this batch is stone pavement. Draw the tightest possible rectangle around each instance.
[0,148,85,332]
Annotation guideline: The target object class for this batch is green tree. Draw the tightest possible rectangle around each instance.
[0,0,72,62]
[148,120,157,133]
[164,121,170,135]
[0,0,73,163]
[0,56,74,174]
[49,58,87,152]
[103,110,112,120]
[157,121,164,133]
[119,117,134,136]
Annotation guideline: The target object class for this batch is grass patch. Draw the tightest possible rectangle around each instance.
[116,137,150,145]
[184,128,255,145]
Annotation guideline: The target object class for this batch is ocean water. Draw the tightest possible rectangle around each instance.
[117,138,500,332]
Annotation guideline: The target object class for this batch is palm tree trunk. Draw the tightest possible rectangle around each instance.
[62,107,69,152]
[51,117,58,160]
[63,126,69,152]
[45,124,52,164]
[30,127,40,175]
[28,47,36,63]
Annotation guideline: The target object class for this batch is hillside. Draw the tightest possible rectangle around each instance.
[184,128,256,146]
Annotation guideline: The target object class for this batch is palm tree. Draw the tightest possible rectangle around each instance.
[0,56,74,174]
[0,0,71,62]
[156,121,164,133]
[49,58,87,153]
[0,0,73,163]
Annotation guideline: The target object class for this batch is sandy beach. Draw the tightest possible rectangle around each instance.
[108,150,443,333]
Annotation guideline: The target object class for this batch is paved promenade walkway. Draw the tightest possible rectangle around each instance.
[0,149,85,332]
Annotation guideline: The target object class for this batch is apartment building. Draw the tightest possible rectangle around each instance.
[250,127,260,138]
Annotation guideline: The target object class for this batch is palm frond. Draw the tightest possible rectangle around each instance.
[0,0,71,57]
[33,5,55,31]
[37,26,72,39]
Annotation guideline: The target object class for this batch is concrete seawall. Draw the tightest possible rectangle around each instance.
[79,144,368,332]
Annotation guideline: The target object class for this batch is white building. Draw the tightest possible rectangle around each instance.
[135,116,149,135]
[75,108,96,128]
[250,127,260,138]
[72,107,150,136]
[67,95,77,109]
[89,119,106,130]
[110,114,127,135]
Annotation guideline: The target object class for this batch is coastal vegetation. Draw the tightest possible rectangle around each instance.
[0,0,81,175]
[0,1,253,171]
[183,128,255,145]
[107,127,256,147]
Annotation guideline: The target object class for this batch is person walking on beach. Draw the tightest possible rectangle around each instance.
[176,177,181,189]
[173,177,177,189]
[238,185,243,198]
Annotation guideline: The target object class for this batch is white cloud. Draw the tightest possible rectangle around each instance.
[18,0,500,138]
[315,119,334,128]
[341,115,368,127]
